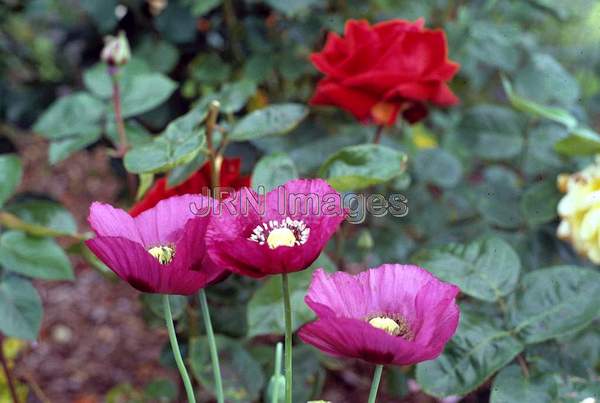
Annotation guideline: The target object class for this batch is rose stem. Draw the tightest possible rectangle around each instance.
[373,125,385,144]
[205,100,221,192]
[0,335,20,403]
[272,342,283,403]
[281,273,293,403]
[367,364,384,403]
[163,295,196,403]
[198,290,224,403]
[109,67,128,157]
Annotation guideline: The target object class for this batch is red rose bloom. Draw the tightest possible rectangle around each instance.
[310,18,460,125]
[130,158,250,217]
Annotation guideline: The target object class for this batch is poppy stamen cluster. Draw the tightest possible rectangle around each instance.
[148,245,176,265]
[248,217,310,249]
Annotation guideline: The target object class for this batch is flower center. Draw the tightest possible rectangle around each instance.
[248,217,310,249]
[367,315,413,339]
[148,245,175,264]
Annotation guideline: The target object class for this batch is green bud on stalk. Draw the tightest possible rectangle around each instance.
[101,31,131,68]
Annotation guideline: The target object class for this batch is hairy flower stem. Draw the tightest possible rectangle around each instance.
[281,273,293,403]
[0,336,19,403]
[163,295,196,403]
[198,290,224,403]
[205,100,221,191]
[109,69,128,157]
[367,365,384,403]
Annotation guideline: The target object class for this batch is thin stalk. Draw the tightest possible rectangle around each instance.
[198,290,224,403]
[222,0,243,62]
[110,70,128,157]
[373,125,384,144]
[271,342,283,403]
[281,273,293,403]
[367,365,384,403]
[0,336,19,403]
[163,295,196,403]
[205,101,221,192]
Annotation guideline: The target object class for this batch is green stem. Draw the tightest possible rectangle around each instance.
[198,290,224,403]
[281,273,293,403]
[367,365,384,403]
[163,295,196,403]
[272,342,283,403]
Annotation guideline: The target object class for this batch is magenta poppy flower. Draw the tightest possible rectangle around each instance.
[205,179,346,278]
[298,264,460,365]
[86,195,226,295]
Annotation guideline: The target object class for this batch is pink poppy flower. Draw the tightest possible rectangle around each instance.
[205,179,346,278]
[86,195,226,295]
[298,264,460,366]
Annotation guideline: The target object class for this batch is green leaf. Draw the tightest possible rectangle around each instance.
[144,379,179,403]
[0,154,22,207]
[33,92,105,139]
[190,336,265,403]
[184,0,222,16]
[252,153,298,192]
[319,144,407,191]
[0,276,43,340]
[48,128,101,164]
[514,54,579,107]
[229,104,308,141]
[144,378,178,401]
[0,231,74,280]
[476,166,523,229]
[520,180,560,226]
[413,148,463,188]
[554,126,600,156]
[167,153,207,187]
[83,59,151,99]
[135,38,179,73]
[136,173,154,201]
[510,266,600,344]
[491,365,557,403]
[119,73,177,118]
[6,200,78,236]
[105,120,153,149]
[79,0,118,32]
[416,312,524,398]
[415,237,521,302]
[201,80,256,114]
[263,0,321,17]
[124,108,207,174]
[502,77,578,129]
[247,254,335,337]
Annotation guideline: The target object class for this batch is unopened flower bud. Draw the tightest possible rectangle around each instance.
[101,31,131,67]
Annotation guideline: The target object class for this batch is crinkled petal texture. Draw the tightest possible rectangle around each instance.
[298,264,460,366]
[310,18,459,126]
[86,195,226,295]
[206,179,346,278]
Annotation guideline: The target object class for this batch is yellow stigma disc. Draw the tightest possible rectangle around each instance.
[369,317,401,336]
[266,228,296,249]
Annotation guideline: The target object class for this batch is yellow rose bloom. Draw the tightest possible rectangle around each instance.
[557,160,600,264]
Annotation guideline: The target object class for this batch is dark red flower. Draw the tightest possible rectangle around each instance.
[130,158,250,217]
[310,19,459,125]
